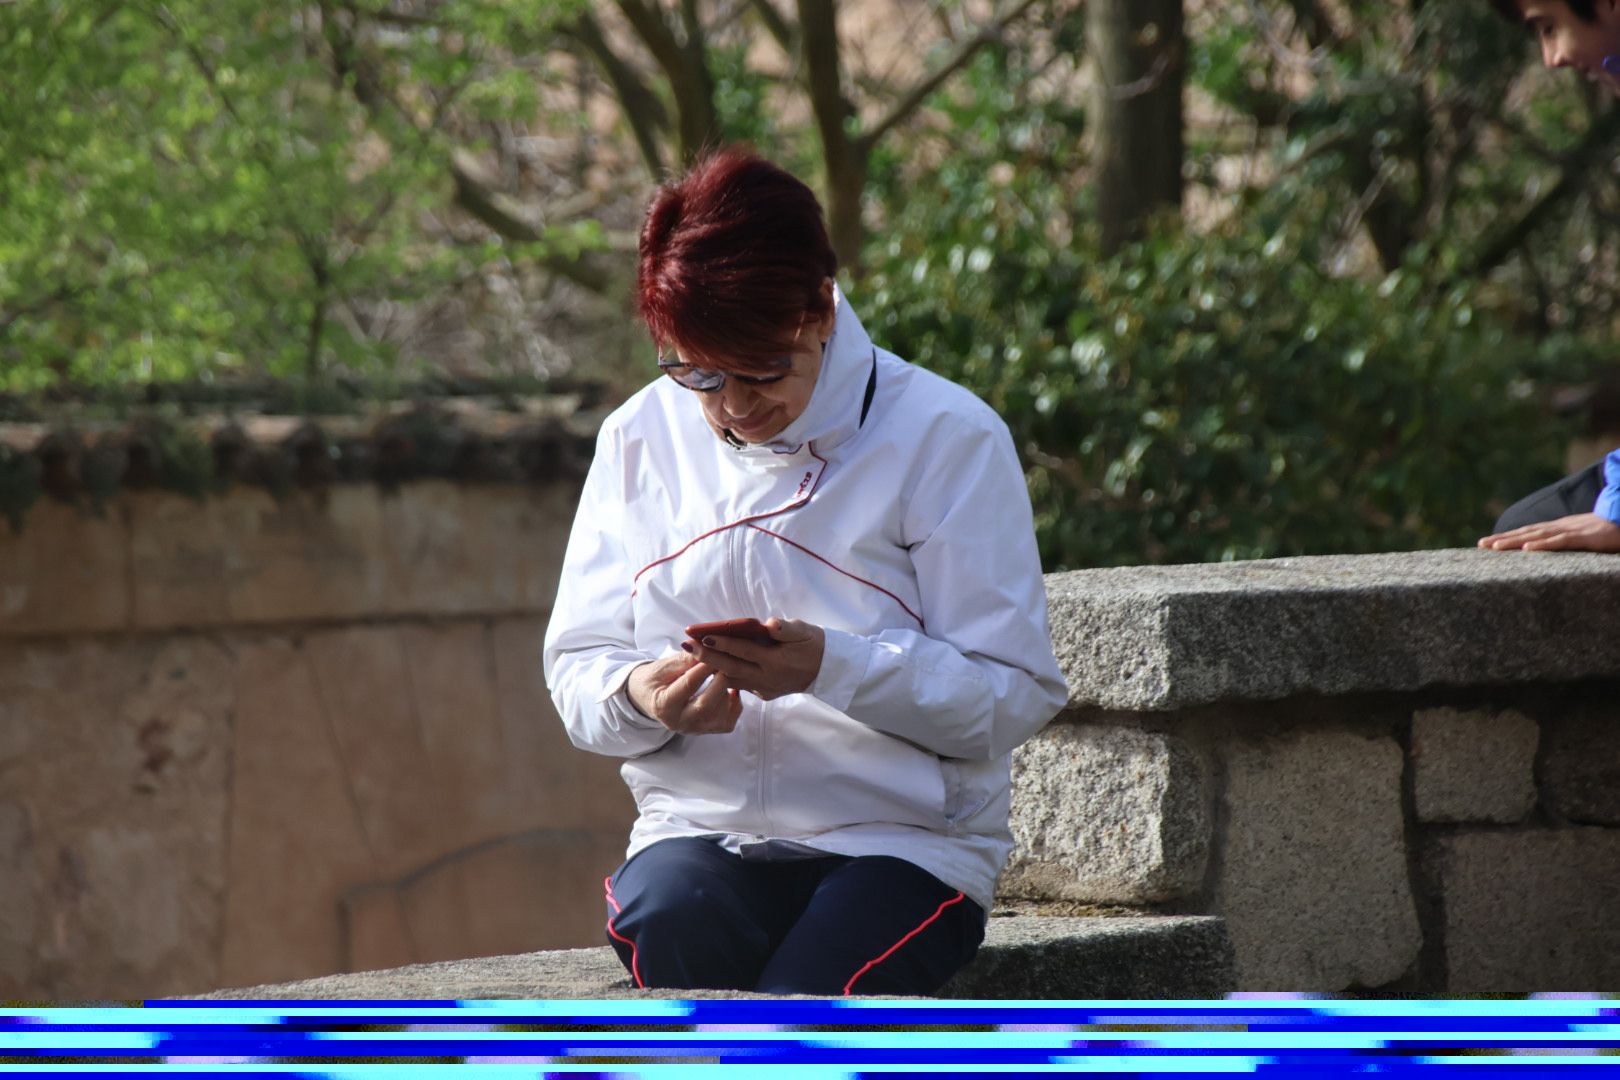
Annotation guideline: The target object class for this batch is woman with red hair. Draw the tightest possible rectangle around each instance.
[542,148,1068,996]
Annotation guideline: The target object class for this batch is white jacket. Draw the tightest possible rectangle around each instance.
[542,288,1068,914]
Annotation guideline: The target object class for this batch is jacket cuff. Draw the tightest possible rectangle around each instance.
[809,627,871,712]
[1596,453,1620,525]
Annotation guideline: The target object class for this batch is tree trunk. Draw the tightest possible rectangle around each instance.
[1087,0,1184,254]
[797,0,867,270]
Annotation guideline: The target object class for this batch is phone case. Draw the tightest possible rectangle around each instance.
[684,618,775,644]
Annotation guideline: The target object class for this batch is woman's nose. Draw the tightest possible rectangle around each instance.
[719,380,758,414]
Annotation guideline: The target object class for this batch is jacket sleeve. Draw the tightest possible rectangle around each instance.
[1596,449,1620,526]
[806,413,1069,761]
[541,423,676,759]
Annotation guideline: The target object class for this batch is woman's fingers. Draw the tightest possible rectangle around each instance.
[687,674,741,733]
[652,663,742,734]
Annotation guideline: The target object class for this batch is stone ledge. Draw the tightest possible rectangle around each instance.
[188,916,1233,1000]
[1045,549,1620,711]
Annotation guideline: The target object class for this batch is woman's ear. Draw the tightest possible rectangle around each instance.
[816,276,836,344]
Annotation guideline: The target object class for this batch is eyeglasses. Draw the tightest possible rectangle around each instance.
[657,353,793,393]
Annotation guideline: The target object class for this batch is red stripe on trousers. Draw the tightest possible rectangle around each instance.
[841,890,967,996]
[602,874,645,989]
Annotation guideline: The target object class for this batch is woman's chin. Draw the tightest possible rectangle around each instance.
[729,414,787,442]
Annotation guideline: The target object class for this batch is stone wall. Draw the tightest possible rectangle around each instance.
[1010,550,1620,992]
[9,477,1619,999]
[0,482,635,999]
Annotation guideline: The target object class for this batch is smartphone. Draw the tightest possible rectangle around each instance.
[685,617,776,645]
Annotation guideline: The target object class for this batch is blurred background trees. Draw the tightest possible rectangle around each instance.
[2,0,1616,566]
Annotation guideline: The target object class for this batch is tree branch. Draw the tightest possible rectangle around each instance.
[857,0,1043,151]
[1463,106,1620,280]
[448,152,613,291]
[615,0,719,160]
[749,0,796,52]
[570,11,668,177]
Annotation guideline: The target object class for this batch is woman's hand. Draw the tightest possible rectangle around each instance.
[626,653,743,734]
[1478,512,1620,553]
[685,617,825,701]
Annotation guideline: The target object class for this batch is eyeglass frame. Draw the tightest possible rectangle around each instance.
[656,351,795,393]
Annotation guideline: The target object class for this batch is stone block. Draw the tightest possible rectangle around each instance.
[194,915,1235,1000]
[221,637,379,990]
[1219,729,1420,990]
[0,499,130,636]
[0,802,37,995]
[130,488,391,629]
[1003,723,1207,903]
[1431,829,1620,991]
[341,828,624,972]
[490,618,637,831]
[1045,550,1620,711]
[304,625,451,879]
[398,622,523,842]
[944,916,1235,999]
[1411,706,1538,823]
[379,482,577,618]
[1541,699,1620,826]
[5,637,239,997]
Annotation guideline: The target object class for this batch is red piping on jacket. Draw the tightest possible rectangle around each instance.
[745,522,925,630]
[602,875,645,989]
[841,891,967,995]
[631,444,831,592]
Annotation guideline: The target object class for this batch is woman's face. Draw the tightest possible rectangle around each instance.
[1521,0,1620,92]
[691,331,825,443]
[674,279,838,444]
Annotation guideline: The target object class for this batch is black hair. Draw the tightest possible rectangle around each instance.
[1488,0,1600,22]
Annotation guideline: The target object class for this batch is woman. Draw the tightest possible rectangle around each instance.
[1478,0,1620,553]
[541,148,1068,996]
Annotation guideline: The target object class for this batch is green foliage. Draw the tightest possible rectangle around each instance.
[0,0,594,388]
[873,217,1569,569]
[864,34,1571,569]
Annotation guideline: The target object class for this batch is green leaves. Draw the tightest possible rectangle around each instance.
[0,0,593,389]
[866,139,1570,569]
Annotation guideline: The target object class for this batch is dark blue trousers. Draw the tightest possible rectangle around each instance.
[602,836,985,996]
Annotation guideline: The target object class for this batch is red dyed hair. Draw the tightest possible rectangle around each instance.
[637,147,838,372]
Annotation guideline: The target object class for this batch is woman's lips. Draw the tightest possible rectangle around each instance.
[728,409,778,436]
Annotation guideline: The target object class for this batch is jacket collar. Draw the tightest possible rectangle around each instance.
[729,283,873,460]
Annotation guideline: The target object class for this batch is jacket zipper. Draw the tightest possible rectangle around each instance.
[733,523,773,838]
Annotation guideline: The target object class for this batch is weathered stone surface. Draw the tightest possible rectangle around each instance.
[220,638,380,991]
[1219,730,1420,990]
[0,499,130,636]
[1432,829,1620,991]
[342,828,625,972]
[378,482,576,618]
[1411,706,1538,824]
[491,618,637,831]
[305,625,450,879]
[192,916,1235,1000]
[0,637,234,997]
[0,802,37,994]
[1045,550,1620,711]
[123,482,575,632]
[1003,723,1207,903]
[1541,699,1620,826]
[132,488,393,629]
[943,916,1235,999]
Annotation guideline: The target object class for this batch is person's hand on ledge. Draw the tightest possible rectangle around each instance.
[1478,512,1620,553]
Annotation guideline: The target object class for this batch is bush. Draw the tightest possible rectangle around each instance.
[864,209,1571,570]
